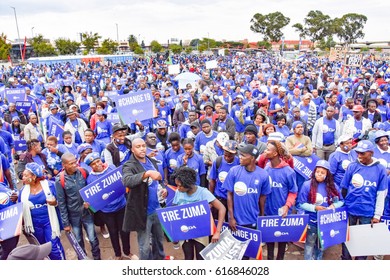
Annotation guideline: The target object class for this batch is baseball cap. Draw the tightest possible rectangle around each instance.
[374,130,389,141]
[223,140,238,154]
[49,104,58,110]
[235,94,244,100]
[101,96,109,102]
[190,121,200,129]
[278,86,287,92]
[354,140,375,153]
[315,160,330,170]
[337,134,352,145]
[7,242,51,260]
[358,86,364,91]
[267,132,285,142]
[181,98,189,103]
[352,105,365,112]
[216,132,229,147]
[237,143,260,158]
[84,152,101,166]
[203,102,214,109]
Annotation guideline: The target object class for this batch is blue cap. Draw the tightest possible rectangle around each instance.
[374,130,388,141]
[11,116,20,122]
[84,152,100,166]
[354,140,375,153]
[316,160,330,170]
[77,143,92,154]
[25,162,44,177]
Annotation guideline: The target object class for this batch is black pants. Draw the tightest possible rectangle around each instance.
[182,239,205,260]
[211,196,228,222]
[100,207,131,257]
[266,242,287,260]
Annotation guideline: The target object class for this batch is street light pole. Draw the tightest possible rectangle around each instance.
[10,6,23,60]
[115,23,119,52]
[207,32,210,51]
[31,27,34,38]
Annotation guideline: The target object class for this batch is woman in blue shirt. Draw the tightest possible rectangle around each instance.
[275,113,291,138]
[297,160,344,260]
[94,110,113,145]
[171,166,225,260]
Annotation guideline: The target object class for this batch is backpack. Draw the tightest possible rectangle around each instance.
[59,167,87,188]
[215,156,223,170]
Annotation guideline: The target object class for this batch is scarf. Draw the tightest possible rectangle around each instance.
[21,180,61,239]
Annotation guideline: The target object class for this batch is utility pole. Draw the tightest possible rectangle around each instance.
[10,6,23,60]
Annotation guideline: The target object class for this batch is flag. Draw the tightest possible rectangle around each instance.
[145,56,153,67]
[7,55,12,66]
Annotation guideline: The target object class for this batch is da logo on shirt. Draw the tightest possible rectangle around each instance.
[341,160,351,170]
[315,193,326,205]
[234,181,258,196]
[169,159,177,169]
[351,173,364,188]
[218,171,228,183]
[378,158,388,168]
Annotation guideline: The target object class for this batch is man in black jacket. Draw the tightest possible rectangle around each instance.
[122,138,167,260]
[212,107,236,140]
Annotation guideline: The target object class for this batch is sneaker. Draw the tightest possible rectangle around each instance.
[101,227,110,239]
[164,255,174,260]
[123,253,139,260]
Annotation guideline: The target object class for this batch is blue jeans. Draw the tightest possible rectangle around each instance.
[136,212,165,260]
[341,215,371,260]
[304,224,323,260]
[69,212,101,260]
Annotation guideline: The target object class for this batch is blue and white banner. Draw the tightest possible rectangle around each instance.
[5,88,26,103]
[257,215,309,242]
[111,89,155,125]
[157,200,215,242]
[317,207,349,249]
[0,203,23,241]
[79,167,126,212]
[165,184,177,207]
[15,101,32,115]
[14,138,27,152]
[104,91,119,98]
[219,222,263,259]
[49,122,64,143]
[106,112,121,124]
[293,155,320,180]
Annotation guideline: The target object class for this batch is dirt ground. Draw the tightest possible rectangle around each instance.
[15,226,389,260]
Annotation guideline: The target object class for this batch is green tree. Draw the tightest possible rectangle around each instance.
[250,12,290,42]
[257,41,272,50]
[30,35,57,57]
[97,39,118,54]
[169,44,182,54]
[317,36,336,51]
[54,38,81,55]
[81,32,101,53]
[333,13,367,44]
[128,34,139,51]
[150,40,163,53]
[185,46,193,54]
[293,10,334,42]
[0,33,12,60]
[134,46,144,55]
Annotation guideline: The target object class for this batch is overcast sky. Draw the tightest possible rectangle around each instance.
[1,0,389,45]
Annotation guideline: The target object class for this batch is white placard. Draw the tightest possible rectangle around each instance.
[218,49,225,56]
[345,223,390,256]
[205,60,218,69]
[168,64,180,75]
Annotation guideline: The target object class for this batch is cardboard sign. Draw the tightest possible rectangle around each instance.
[380,216,390,231]
[317,207,349,249]
[79,167,126,212]
[157,200,215,242]
[345,223,390,256]
[0,203,23,241]
[15,101,32,115]
[168,64,180,75]
[200,229,250,260]
[219,222,262,259]
[206,60,218,69]
[345,53,363,67]
[5,88,26,103]
[257,215,309,242]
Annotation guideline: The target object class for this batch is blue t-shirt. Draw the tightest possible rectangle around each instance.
[322,118,336,145]
[329,150,357,186]
[95,120,113,145]
[164,146,185,177]
[139,158,160,215]
[194,131,218,155]
[177,153,206,186]
[209,156,240,199]
[353,120,363,139]
[173,185,215,206]
[146,147,166,182]
[340,160,388,217]
[264,165,297,216]
[222,165,271,225]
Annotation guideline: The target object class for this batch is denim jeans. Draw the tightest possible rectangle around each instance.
[136,212,165,260]
[69,212,101,260]
[341,215,372,260]
[304,224,323,260]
